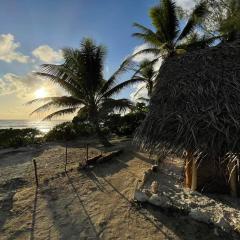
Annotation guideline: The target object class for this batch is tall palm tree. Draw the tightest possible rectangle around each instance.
[132,59,157,98]
[129,0,212,64]
[28,38,143,146]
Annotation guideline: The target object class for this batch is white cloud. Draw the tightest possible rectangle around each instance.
[32,45,63,63]
[0,34,29,63]
[0,73,63,99]
[175,0,196,11]
[132,43,156,63]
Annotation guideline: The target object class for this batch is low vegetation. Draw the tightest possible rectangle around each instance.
[0,128,41,148]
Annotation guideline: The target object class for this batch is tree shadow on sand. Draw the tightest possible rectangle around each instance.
[0,178,28,233]
[41,173,99,240]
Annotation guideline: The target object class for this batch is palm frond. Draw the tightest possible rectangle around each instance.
[100,98,133,115]
[178,34,218,51]
[43,107,78,121]
[35,72,81,97]
[29,96,83,115]
[134,86,145,97]
[102,77,146,99]
[137,97,150,103]
[149,0,179,43]
[98,57,136,98]
[176,1,208,43]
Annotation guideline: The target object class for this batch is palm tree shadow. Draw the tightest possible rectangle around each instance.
[30,188,38,240]
[83,170,106,192]
[65,172,99,239]
[95,174,174,240]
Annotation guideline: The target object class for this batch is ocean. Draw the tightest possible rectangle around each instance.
[0,120,68,133]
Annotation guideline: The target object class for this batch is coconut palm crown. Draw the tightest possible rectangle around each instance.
[132,59,157,99]
[29,38,143,146]
[130,0,213,62]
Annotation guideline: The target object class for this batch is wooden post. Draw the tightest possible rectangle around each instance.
[33,159,39,187]
[184,158,192,189]
[229,160,238,197]
[191,159,198,191]
[65,143,68,172]
[86,143,89,162]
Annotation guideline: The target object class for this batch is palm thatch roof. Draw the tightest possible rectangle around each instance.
[134,38,240,165]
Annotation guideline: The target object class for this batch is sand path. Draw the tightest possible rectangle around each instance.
[0,140,228,239]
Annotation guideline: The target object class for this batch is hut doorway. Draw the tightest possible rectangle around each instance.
[183,155,239,197]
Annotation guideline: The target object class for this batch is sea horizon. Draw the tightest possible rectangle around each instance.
[0,119,69,133]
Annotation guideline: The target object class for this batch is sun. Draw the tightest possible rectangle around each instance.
[35,88,48,98]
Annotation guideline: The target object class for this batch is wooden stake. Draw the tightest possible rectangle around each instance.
[191,159,198,191]
[33,159,39,187]
[86,143,89,161]
[65,144,68,172]
[229,161,238,197]
[184,158,192,188]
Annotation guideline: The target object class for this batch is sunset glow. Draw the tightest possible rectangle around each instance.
[34,88,48,98]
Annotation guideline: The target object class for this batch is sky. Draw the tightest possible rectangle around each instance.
[0,0,195,120]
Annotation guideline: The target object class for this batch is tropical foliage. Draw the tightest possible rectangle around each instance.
[44,122,94,141]
[129,0,211,64]
[29,38,143,146]
[0,128,41,148]
[182,0,240,41]
[131,59,157,98]
[103,102,148,137]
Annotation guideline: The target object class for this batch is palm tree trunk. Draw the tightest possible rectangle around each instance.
[94,121,112,147]
[229,160,238,197]
[90,106,112,147]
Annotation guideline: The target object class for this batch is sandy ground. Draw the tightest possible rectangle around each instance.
[0,138,236,239]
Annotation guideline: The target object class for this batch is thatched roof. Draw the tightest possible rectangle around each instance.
[134,39,240,163]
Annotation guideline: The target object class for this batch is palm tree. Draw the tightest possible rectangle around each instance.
[132,59,157,98]
[129,0,211,64]
[28,38,143,146]
[219,0,240,41]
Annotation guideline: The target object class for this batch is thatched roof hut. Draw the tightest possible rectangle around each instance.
[134,39,240,196]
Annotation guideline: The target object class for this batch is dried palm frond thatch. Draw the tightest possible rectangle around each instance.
[134,38,240,172]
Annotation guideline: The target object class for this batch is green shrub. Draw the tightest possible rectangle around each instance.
[0,128,41,148]
[45,121,94,141]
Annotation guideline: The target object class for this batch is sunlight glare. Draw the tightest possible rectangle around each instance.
[35,88,48,98]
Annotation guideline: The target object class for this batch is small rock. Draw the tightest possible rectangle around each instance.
[134,190,149,202]
[148,194,170,208]
[189,209,211,224]
[142,189,152,198]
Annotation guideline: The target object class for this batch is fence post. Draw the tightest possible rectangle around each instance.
[86,143,89,162]
[33,158,39,187]
[65,143,68,172]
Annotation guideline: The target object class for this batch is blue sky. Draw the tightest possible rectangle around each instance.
[0,0,194,119]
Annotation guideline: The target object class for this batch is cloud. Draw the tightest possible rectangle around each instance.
[175,0,196,11]
[0,34,29,63]
[132,43,156,63]
[32,45,63,63]
[0,73,63,99]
